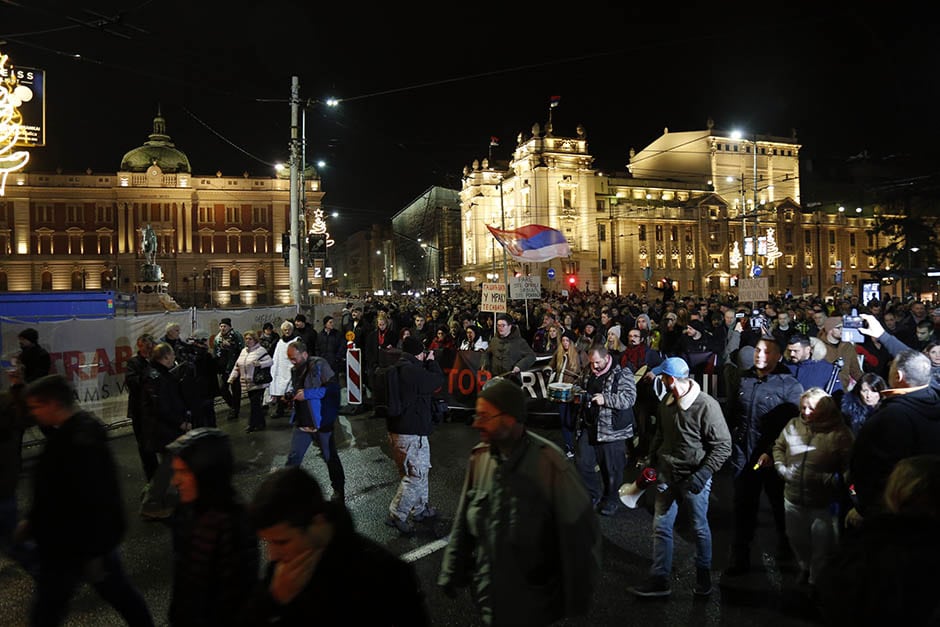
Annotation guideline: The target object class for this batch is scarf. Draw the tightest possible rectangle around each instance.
[621,343,647,371]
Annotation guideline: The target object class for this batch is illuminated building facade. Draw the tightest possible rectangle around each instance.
[459,119,887,299]
[0,111,325,307]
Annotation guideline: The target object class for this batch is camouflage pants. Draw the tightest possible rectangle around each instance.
[388,434,431,522]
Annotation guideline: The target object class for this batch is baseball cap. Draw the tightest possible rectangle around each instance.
[650,356,690,378]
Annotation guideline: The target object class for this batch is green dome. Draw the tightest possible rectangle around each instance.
[120,110,191,174]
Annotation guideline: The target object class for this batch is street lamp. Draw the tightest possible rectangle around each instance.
[907,246,921,298]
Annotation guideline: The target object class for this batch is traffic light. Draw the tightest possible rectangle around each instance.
[307,233,327,258]
[567,275,577,287]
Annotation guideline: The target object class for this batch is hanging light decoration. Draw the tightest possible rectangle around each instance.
[0,52,31,196]
[729,241,742,268]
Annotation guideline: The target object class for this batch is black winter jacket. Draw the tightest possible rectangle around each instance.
[850,385,940,516]
[29,411,125,563]
[727,362,803,475]
[386,353,445,436]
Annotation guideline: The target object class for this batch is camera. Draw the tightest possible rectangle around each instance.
[749,309,764,330]
[843,315,864,329]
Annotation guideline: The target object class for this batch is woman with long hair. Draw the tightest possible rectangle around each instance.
[840,372,886,437]
[428,325,455,351]
[548,330,588,459]
[773,387,854,586]
[923,342,940,386]
[459,325,488,351]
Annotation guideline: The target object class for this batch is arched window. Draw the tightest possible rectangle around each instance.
[71,271,84,290]
[229,268,240,290]
[0,270,7,291]
[41,271,53,291]
[257,268,266,288]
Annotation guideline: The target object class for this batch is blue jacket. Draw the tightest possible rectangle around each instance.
[787,359,842,394]
[290,356,339,431]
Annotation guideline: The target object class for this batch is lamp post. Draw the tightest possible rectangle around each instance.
[497,177,508,285]
[907,246,921,298]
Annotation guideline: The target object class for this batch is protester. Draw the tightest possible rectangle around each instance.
[125,333,159,482]
[816,454,940,625]
[459,324,488,351]
[269,320,299,419]
[0,362,28,555]
[628,357,731,598]
[438,378,601,626]
[839,372,886,436]
[548,329,588,458]
[228,330,274,433]
[725,336,803,575]
[214,318,245,421]
[240,467,429,625]
[577,345,637,516]
[384,336,445,536]
[140,342,193,520]
[17,374,154,626]
[166,428,259,627]
[772,387,853,587]
[285,341,345,503]
[481,313,536,377]
[16,327,51,383]
[848,349,940,524]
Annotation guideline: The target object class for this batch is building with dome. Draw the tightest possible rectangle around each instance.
[0,110,325,308]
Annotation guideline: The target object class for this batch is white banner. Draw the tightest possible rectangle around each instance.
[1,305,297,437]
[510,276,541,300]
[480,283,507,313]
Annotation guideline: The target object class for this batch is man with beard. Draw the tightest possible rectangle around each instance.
[214,319,245,421]
[725,337,803,576]
[481,313,536,377]
[577,345,637,516]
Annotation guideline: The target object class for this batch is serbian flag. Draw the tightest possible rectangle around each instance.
[490,136,499,147]
[486,224,571,263]
[549,95,561,108]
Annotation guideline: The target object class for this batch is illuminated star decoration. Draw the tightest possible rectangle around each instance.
[310,207,334,248]
[0,52,31,196]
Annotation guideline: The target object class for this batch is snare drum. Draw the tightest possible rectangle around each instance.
[548,382,573,403]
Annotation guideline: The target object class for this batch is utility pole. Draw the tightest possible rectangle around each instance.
[752,135,760,277]
[289,76,302,306]
[498,178,508,285]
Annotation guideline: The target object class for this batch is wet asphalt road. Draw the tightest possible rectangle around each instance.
[2,401,824,626]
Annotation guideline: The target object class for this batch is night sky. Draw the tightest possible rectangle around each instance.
[3,2,939,242]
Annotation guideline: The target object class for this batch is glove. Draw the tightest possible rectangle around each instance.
[686,468,712,494]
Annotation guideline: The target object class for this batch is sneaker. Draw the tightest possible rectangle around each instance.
[693,568,712,597]
[413,505,439,522]
[565,450,575,460]
[629,576,672,598]
[384,515,415,537]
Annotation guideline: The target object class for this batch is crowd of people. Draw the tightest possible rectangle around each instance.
[2,284,940,625]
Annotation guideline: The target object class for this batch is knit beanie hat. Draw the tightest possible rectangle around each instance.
[18,328,39,344]
[688,320,707,335]
[478,377,528,423]
[608,325,622,340]
[562,329,577,342]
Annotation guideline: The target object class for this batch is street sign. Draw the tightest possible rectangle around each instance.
[510,276,541,299]
[480,282,507,313]
[547,267,556,280]
[738,277,769,302]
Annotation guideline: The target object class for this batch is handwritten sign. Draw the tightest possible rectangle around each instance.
[738,277,769,303]
[480,282,507,313]
[510,276,541,300]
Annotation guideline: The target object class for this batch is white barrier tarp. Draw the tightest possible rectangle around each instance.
[1,305,297,430]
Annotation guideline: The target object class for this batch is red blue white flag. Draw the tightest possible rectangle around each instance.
[486,224,571,263]
[490,136,499,147]
[549,95,561,108]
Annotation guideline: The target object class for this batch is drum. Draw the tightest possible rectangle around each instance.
[548,382,573,403]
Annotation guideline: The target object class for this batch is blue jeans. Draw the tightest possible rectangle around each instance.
[651,477,713,577]
[32,548,154,627]
[557,403,576,453]
[285,428,346,494]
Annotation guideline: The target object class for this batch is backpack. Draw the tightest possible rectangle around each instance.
[373,362,404,417]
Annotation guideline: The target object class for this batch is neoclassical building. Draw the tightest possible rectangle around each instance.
[0,111,326,307]
[459,119,886,299]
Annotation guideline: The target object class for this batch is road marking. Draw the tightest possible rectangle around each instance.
[401,538,449,562]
